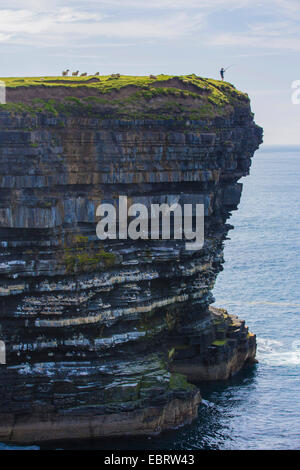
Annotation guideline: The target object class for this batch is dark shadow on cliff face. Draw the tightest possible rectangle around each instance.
[35,365,258,451]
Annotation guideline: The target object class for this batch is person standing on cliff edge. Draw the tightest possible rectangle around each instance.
[220,67,225,81]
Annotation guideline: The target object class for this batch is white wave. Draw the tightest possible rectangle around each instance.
[257,338,300,366]
[215,300,300,308]
[201,399,216,408]
[258,338,282,352]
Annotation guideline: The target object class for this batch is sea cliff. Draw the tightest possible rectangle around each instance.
[0,75,262,443]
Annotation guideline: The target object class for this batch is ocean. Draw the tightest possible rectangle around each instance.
[1,147,299,450]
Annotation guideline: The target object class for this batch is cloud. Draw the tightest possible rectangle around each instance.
[5,0,300,14]
[92,13,203,39]
[0,8,204,45]
[0,33,12,42]
[1,0,300,51]
[209,32,300,51]
[247,21,300,37]
[0,8,105,33]
[204,3,300,52]
[72,0,300,14]
[90,0,251,8]
[273,0,300,13]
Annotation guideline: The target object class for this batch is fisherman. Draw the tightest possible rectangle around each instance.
[220,67,225,81]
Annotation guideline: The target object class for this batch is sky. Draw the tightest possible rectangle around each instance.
[0,0,300,145]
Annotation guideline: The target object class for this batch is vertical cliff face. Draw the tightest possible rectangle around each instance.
[0,75,262,442]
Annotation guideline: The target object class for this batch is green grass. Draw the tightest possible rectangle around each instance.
[169,373,193,391]
[63,235,116,274]
[64,250,116,273]
[212,339,228,347]
[0,74,250,120]
[0,73,248,101]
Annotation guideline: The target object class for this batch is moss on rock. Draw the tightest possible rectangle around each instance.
[0,74,250,120]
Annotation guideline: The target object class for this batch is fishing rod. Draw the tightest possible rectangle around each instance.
[224,64,235,71]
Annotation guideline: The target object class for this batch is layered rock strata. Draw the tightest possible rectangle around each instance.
[0,76,262,443]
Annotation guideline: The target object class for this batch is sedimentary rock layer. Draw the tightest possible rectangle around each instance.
[0,76,262,443]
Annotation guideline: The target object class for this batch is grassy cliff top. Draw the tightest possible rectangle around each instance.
[0,74,250,120]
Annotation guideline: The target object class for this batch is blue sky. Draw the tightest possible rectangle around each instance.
[0,0,300,144]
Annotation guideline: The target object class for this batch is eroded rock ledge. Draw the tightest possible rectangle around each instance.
[0,76,262,443]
